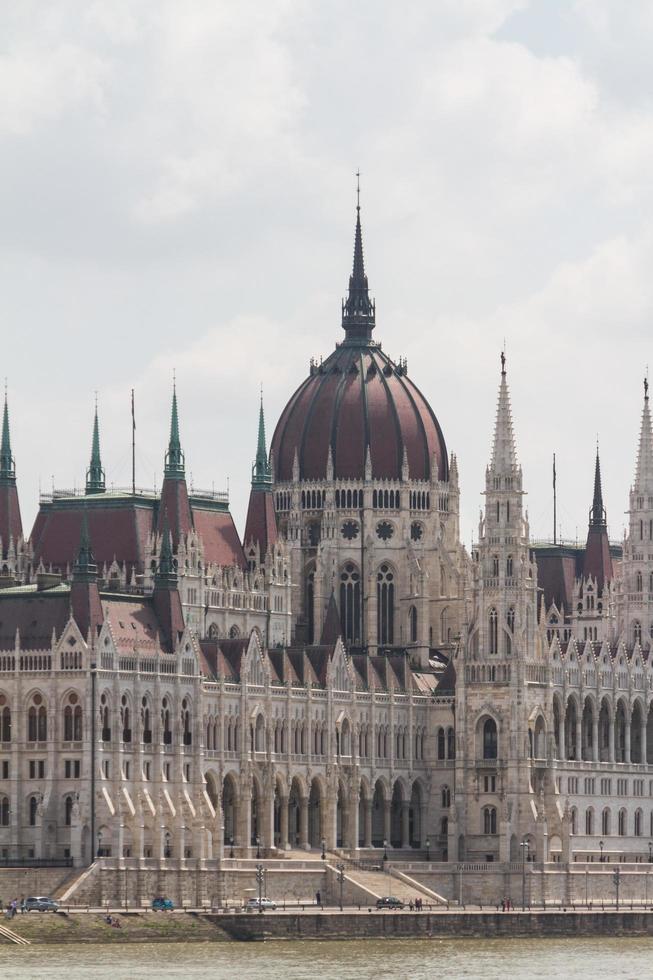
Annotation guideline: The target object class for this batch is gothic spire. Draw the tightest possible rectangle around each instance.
[634,376,653,494]
[73,511,97,581]
[164,380,185,478]
[0,389,15,482]
[589,446,606,527]
[155,513,177,587]
[252,391,272,489]
[85,401,105,495]
[489,351,518,475]
[341,173,375,343]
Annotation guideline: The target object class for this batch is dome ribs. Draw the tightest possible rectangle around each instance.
[370,351,404,480]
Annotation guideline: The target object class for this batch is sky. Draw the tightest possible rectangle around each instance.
[1,0,653,548]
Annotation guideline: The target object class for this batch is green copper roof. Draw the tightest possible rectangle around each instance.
[0,392,15,483]
[252,395,272,489]
[85,404,106,495]
[164,383,185,478]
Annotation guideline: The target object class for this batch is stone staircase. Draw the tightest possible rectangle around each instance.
[340,866,445,906]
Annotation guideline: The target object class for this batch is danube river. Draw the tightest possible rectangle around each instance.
[0,937,651,978]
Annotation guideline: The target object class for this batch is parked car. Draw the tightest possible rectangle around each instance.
[376,896,404,909]
[24,896,59,912]
[151,896,174,911]
[245,897,277,911]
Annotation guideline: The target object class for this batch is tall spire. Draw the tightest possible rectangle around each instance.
[164,379,185,478]
[634,376,653,494]
[85,400,105,495]
[341,172,375,343]
[489,351,518,475]
[73,511,97,581]
[155,513,177,587]
[589,445,606,527]
[252,391,272,489]
[0,388,15,482]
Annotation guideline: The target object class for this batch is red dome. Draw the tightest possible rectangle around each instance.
[270,343,448,483]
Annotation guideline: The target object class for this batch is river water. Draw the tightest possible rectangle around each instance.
[0,938,651,979]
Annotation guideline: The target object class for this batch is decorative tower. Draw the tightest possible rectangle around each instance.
[620,378,653,648]
[571,448,614,644]
[152,516,185,651]
[244,394,277,566]
[70,513,103,639]
[85,401,106,495]
[157,382,193,547]
[452,353,542,864]
[341,175,375,345]
[0,389,24,566]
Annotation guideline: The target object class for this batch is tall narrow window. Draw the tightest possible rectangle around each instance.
[306,570,315,644]
[483,718,498,759]
[409,605,417,643]
[339,563,361,644]
[377,565,394,646]
[489,608,498,655]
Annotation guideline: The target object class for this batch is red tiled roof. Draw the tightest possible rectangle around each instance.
[0,589,70,651]
[243,488,278,561]
[0,484,22,557]
[103,597,160,652]
[193,507,246,569]
[158,477,193,546]
[271,345,448,483]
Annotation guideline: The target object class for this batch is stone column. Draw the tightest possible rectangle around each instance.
[575,717,582,762]
[239,784,252,851]
[592,718,599,763]
[401,801,410,848]
[558,714,565,761]
[625,716,631,764]
[642,716,648,765]
[325,794,337,850]
[280,795,289,850]
[349,797,359,852]
[299,796,309,850]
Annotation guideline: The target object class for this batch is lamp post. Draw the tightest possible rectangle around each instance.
[425,837,430,862]
[520,839,530,911]
[646,870,649,908]
[256,836,261,860]
[336,863,345,911]
[599,839,604,863]
[321,837,326,861]
[256,863,264,914]
[383,839,388,865]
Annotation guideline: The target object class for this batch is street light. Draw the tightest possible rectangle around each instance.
[425,837,430,862]
[599,840,604,863]
[256,836,261,860]
[383,839,388,864]
[321,838,326,861]
[613,866,621,910]
[336,863,345,911]
[519,838,530,910]
[256,863,264,914]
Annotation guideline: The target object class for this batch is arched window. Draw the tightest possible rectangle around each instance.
[618,808,627,836]
[441,785,451,809]
[27,695,47,742]
[489,608,498,655]
[447,727,455,760]
[408,605,417,643]
[506,555,513,577]
[483,806,497,835]
[339,563,361,644]
[0,795,8,826]
[64,795,74,827]
[602,808,611,836]
[100,693,110,742]
[635,809,643,837]
[181,698,192,745]
[29,795,38,826]
[585,808,594,835]
[506,607,515,632]
[483,718,498,760]
[492,555,499,577]
[121,695,131,743]
[441,607,449,644]
[142,698,152,744]
[570,807,577,835]
[162,698,171,745]
[437,727,445,760]
[377,564,394,646]
[637,571,643,593]
[634,621,642,645]
[0,703,10,742]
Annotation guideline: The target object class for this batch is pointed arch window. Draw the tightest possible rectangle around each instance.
[637,571,643,593]
[489,608,498,655]
[506,555,513,577]
[408,605,417,643]
[0,795,8,826]
[492,555,499,577]
[0,704,10,742]
[339,563,361,644]
[483,806,497,834]
[377,564,394,646]
[483,718,498,759]
[634,621,642,646]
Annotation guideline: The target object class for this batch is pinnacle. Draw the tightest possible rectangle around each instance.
[489,355,518,474]
[164,382,185,478]
[589,447,606,527]
[252,393,272,488]
[634,384,653,494]
[85,403,105,495]
[342,191,375,342]
[0,390,15,481]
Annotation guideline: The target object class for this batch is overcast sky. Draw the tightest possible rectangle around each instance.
[2,0,653,549]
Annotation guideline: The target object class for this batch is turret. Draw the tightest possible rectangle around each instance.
[0,390,23,558]
[85,401,106,495]
[244,394,278,563]
[157,382,193,547]
[341,176,375,344]
[70,513,103,639]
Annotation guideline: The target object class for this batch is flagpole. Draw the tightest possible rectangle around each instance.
[553,452,557,545]
[131,388,136,496]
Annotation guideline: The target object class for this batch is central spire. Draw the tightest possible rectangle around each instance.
[85,401,105,495]
[164,380,185,478]
[634,376,653,494]
[489,351,518,475]
[341,173,375,343]
[589,446,606,527]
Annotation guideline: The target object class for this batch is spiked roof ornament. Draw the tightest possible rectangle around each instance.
[73,511,97,581]
[341,172,375,343]
[251,391,272,490]
[634,376,653,494]
[85,400,105,495]
[164,380,185,478]
[489,351,518,474]
[0,388,15,482]
[589,445,607,527]
[155,513,177,587]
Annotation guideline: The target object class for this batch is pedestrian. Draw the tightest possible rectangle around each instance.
[316,890,321,905]
[409,899,414,911]
[501,898,505,912]
[507,896,512,911]
[19,895,25,913]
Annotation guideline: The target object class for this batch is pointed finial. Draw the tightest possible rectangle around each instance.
[164,378,185,478]
[342,179,375,343]
[645,374,649,401]
[252,389,272,489]
[356,169,360,210]
[589,443,606,527]
[0,387,15,482]
[500,350,506,376]
[86,399,106,495]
